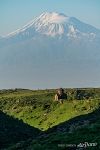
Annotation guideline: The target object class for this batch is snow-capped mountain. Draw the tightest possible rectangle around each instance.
[0,12,100,89]
[3,12,100,39]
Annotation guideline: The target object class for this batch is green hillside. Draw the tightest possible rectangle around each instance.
[0,88,100,150]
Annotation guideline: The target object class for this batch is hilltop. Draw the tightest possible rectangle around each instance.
[0,88,100,149]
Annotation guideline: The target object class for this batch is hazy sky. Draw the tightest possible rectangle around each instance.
[0,0,100,36]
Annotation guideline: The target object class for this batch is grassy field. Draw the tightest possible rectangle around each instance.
[0,88,100,150]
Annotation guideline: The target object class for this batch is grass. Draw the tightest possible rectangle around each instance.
[0,88,100,149]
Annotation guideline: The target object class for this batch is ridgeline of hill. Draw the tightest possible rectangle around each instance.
[0,88,100,150]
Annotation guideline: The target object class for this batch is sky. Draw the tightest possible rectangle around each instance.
[0,0,100,36]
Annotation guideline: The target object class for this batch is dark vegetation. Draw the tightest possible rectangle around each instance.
[0,111,40,149]
[0,88,100,150]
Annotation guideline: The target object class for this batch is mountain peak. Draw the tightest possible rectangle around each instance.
[37,12,69,24]
[4,12,100,38]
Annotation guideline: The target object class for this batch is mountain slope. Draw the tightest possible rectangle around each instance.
[0,111,40,149]
[3,12,100,39]
[0,12,100,89]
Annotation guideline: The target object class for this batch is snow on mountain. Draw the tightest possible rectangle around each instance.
[0,12,100,89]
[4,12,100,39]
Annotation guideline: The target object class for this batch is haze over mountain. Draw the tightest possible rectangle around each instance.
[0,12,100,89]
